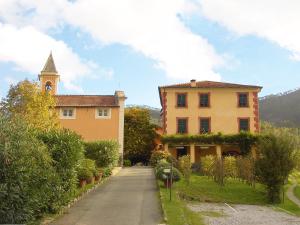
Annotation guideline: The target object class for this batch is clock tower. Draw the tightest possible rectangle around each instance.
[39,52,60,95]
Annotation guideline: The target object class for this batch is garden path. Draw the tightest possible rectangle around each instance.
[51,167,162,225]
[287,182,300,208]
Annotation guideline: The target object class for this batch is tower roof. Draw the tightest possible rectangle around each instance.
[42,52,57,73]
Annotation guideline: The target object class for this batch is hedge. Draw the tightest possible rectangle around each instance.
[84,140,119,168]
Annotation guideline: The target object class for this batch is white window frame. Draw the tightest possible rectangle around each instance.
[95,108,111,119]
[60,108,76,119]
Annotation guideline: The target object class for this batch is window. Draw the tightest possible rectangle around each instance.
[238,93,249,107]
[45,81,52,92]
[239,118,250,132]
[60,108,75,119]
[176,93,187,107]
[200,118,210,133]
[177,118,188,134]
[96,108,111,119]
[199,93,210,107]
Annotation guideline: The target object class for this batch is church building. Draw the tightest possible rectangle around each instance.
[39,53,126,159]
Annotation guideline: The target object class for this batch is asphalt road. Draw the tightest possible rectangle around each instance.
[51,167,162,225]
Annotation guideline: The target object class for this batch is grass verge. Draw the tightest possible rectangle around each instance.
[158,181,205,225]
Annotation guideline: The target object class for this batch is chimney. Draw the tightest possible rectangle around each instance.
[190,79,196,87]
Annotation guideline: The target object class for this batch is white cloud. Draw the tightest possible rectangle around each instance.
[199,0,300,61]
[63,0,223,81]
[0,0,225,82]
[0,23,92,92]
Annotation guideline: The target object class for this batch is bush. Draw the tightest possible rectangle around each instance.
[0,116,56,223]
[150,150,170,167]
[123,159,131,167]
[37,128,84,209]
[223,156,238,178]
[77,159,97,180]
[100,167,112,178]
[200,155,215,177]
[191,162,201,173]
[178,155,192,184]
[256,134,295,203]
[155,162,181,182]
[84,140,119,168]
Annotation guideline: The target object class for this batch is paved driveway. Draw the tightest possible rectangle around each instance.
[51,167,162,225]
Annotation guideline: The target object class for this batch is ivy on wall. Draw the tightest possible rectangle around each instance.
[161,132,261,155]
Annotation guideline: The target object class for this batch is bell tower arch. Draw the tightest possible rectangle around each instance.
[39,52,60,95]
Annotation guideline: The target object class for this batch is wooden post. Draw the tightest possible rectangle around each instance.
[216,145,222,159]
[190,143,195,163]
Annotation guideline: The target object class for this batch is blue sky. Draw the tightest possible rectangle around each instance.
[0,0,300,108]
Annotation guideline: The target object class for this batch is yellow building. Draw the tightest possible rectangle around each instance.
[39,53,126,159]
[158,79,262,162]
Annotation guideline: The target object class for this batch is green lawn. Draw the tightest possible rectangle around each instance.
[161,175,300,217]
[294,185,300,200]
[158,181,205,225]
[176,175,268,205]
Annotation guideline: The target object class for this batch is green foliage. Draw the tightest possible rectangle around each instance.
[200,155,215,177]
[77,159,97,180]
[162,132,258,155]
[178,155,192,184]
[123,159,131,167]
[256,133,295,203]
[84,140,119,168]
[0,116,57,223]
[236,155,255,186]
[124,107,157,164]
[150,150,170,167]
[0,80,59,131]
[155,161,181,182]
[223,156,238,179]
[100,167,112,178]
[37,128,84,207]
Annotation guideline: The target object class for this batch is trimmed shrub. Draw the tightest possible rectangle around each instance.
[37,128,84,208]
[150,150,170,167]
[123,159,131,167]
[178,155,192,184]
[84,140,119,168]
[0,116,56,223]
[155,161,181,182]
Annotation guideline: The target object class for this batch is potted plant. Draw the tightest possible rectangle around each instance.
[77,167,92,188]
[95,168,103,182]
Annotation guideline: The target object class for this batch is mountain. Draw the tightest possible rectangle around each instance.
[259,88,300,127]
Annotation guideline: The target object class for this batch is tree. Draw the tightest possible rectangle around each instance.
[124,107,157,165]
[0,80,58,131]
[256,132,295,203]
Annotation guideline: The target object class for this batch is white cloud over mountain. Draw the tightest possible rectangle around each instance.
[199,0,300,61]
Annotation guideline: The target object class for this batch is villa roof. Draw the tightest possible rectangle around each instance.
[42,52,57,73]
[159,80,262,89]
[55,95,119,107]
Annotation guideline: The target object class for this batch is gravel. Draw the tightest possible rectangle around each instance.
[188,203,300,225]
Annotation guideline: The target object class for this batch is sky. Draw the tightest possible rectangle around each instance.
[0,0,300,108]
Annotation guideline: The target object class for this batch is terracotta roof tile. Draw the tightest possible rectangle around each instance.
[159,80,262,89]
[55,95,118,107]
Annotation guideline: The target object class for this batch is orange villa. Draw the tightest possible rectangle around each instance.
[39,53,126,160]
[158,79,262,163]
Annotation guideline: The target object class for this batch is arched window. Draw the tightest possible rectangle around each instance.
[45,81,52,91]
